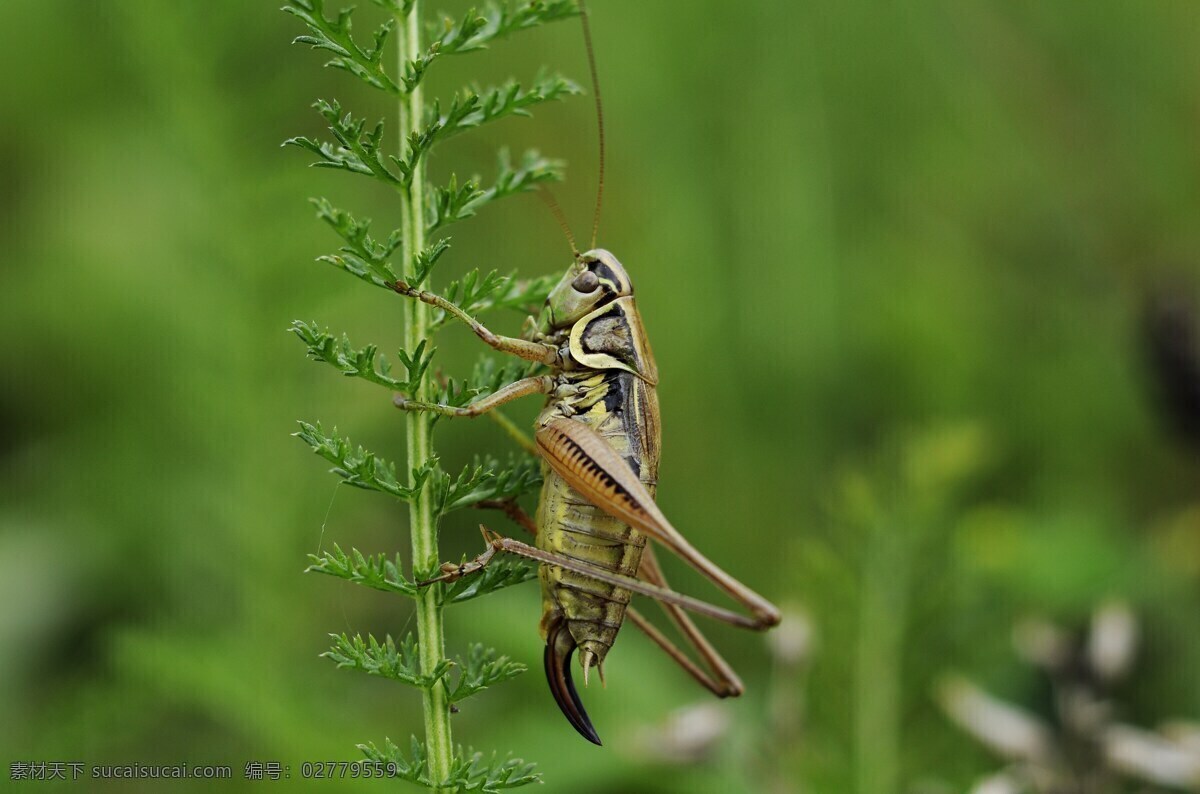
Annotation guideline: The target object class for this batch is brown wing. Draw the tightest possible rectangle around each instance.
[535,417,780,628]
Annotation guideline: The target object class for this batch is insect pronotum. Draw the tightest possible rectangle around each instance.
[393,1,782,745]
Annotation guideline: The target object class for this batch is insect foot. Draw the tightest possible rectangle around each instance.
[417,530,502,587]
[417,559,481,587]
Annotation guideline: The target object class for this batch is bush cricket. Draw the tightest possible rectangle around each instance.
[392,2,781,745]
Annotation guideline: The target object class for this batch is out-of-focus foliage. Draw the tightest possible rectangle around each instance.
[939,602,1200,791]
[1,1,1199,792]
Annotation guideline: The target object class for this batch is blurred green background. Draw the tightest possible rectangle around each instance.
[3,1,1200,791]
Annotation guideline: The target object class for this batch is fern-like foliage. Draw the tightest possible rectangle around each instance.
[292,321,433,393]
[427,149,564,233]
[288,0,580,784]
[446,644,527,703]
[447,749,541,792]
[284,0,402,95]
[424,75,581,146]
[434,455,543,514]
[359,737,432,788]
[359,738,541,792]
[432,270,558,329]
[430,1,578,57]
[286,99,406,185]
[442,557,538,605]
[410,237,451,286]
[325,632,453,688]
[294,421,435,500]
[306,543,417,596]
[310,198,401,288]
[433,355,541,413]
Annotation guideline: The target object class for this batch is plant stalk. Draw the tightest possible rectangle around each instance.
[854,522,907,794]
[396,2,454,788]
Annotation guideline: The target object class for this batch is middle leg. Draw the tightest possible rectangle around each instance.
[394,375,554,418]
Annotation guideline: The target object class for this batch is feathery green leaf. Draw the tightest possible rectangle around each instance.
[359,739,539,792]
[291,321,407,390]
[443,557,538,605]
[310,198,400,288]
[427,149,564,233]
[426,74,581,143]
[410,237,452,286]
[284,0,403,95]
[446,644,527,703]
[435,454,543,514]
[324,632,452,688]
[359,737,431,786]
[446,747,541,792]
[306,543,418,596]
[434,1,579,55]
[431,269,558,330]
[285,99,404,186]
[294,421,435,499]
[432,356,534,419]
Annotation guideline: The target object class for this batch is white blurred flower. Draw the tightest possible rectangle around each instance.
[935,674,1054,763]
[766,604,814,667]
[1104,723,1200,788]
[1087,600,1138,683]
[969,770,1029,794]
[626,702,732,765]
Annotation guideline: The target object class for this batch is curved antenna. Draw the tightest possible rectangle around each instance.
[537,184,579,258]
[578,0,605,250]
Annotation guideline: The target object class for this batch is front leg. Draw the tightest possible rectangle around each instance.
[393,281,559,366]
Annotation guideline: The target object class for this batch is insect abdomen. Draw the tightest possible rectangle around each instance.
[536,370,660,661]
[536,470,645,659]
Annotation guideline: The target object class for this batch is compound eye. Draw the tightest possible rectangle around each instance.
[572,270,600,293]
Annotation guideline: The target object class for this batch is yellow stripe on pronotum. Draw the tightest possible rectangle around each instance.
[393,1,781,746]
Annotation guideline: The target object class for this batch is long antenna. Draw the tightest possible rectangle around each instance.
[578,0,605,250]
[537,185,579,258]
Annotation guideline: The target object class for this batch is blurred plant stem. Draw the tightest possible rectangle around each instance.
[855,522,908,794]
[395,2,453,787]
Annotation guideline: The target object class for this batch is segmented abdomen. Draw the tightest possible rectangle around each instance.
[535,370,660,662]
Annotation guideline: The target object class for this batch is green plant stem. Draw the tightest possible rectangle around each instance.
[396,3,454,789]
[854,522,907,794]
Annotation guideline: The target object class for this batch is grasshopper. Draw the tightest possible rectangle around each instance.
[392,3,781,745]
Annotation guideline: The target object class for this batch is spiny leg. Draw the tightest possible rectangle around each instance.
[419,525,762,628]
[629,546,745,697]
[473,491,756,695]
[458,506,745,736]
[473,433,754,697]
[475,530,764,629]
[426,511,604,745]
[393,281,559,365]
[394,375,553,418]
